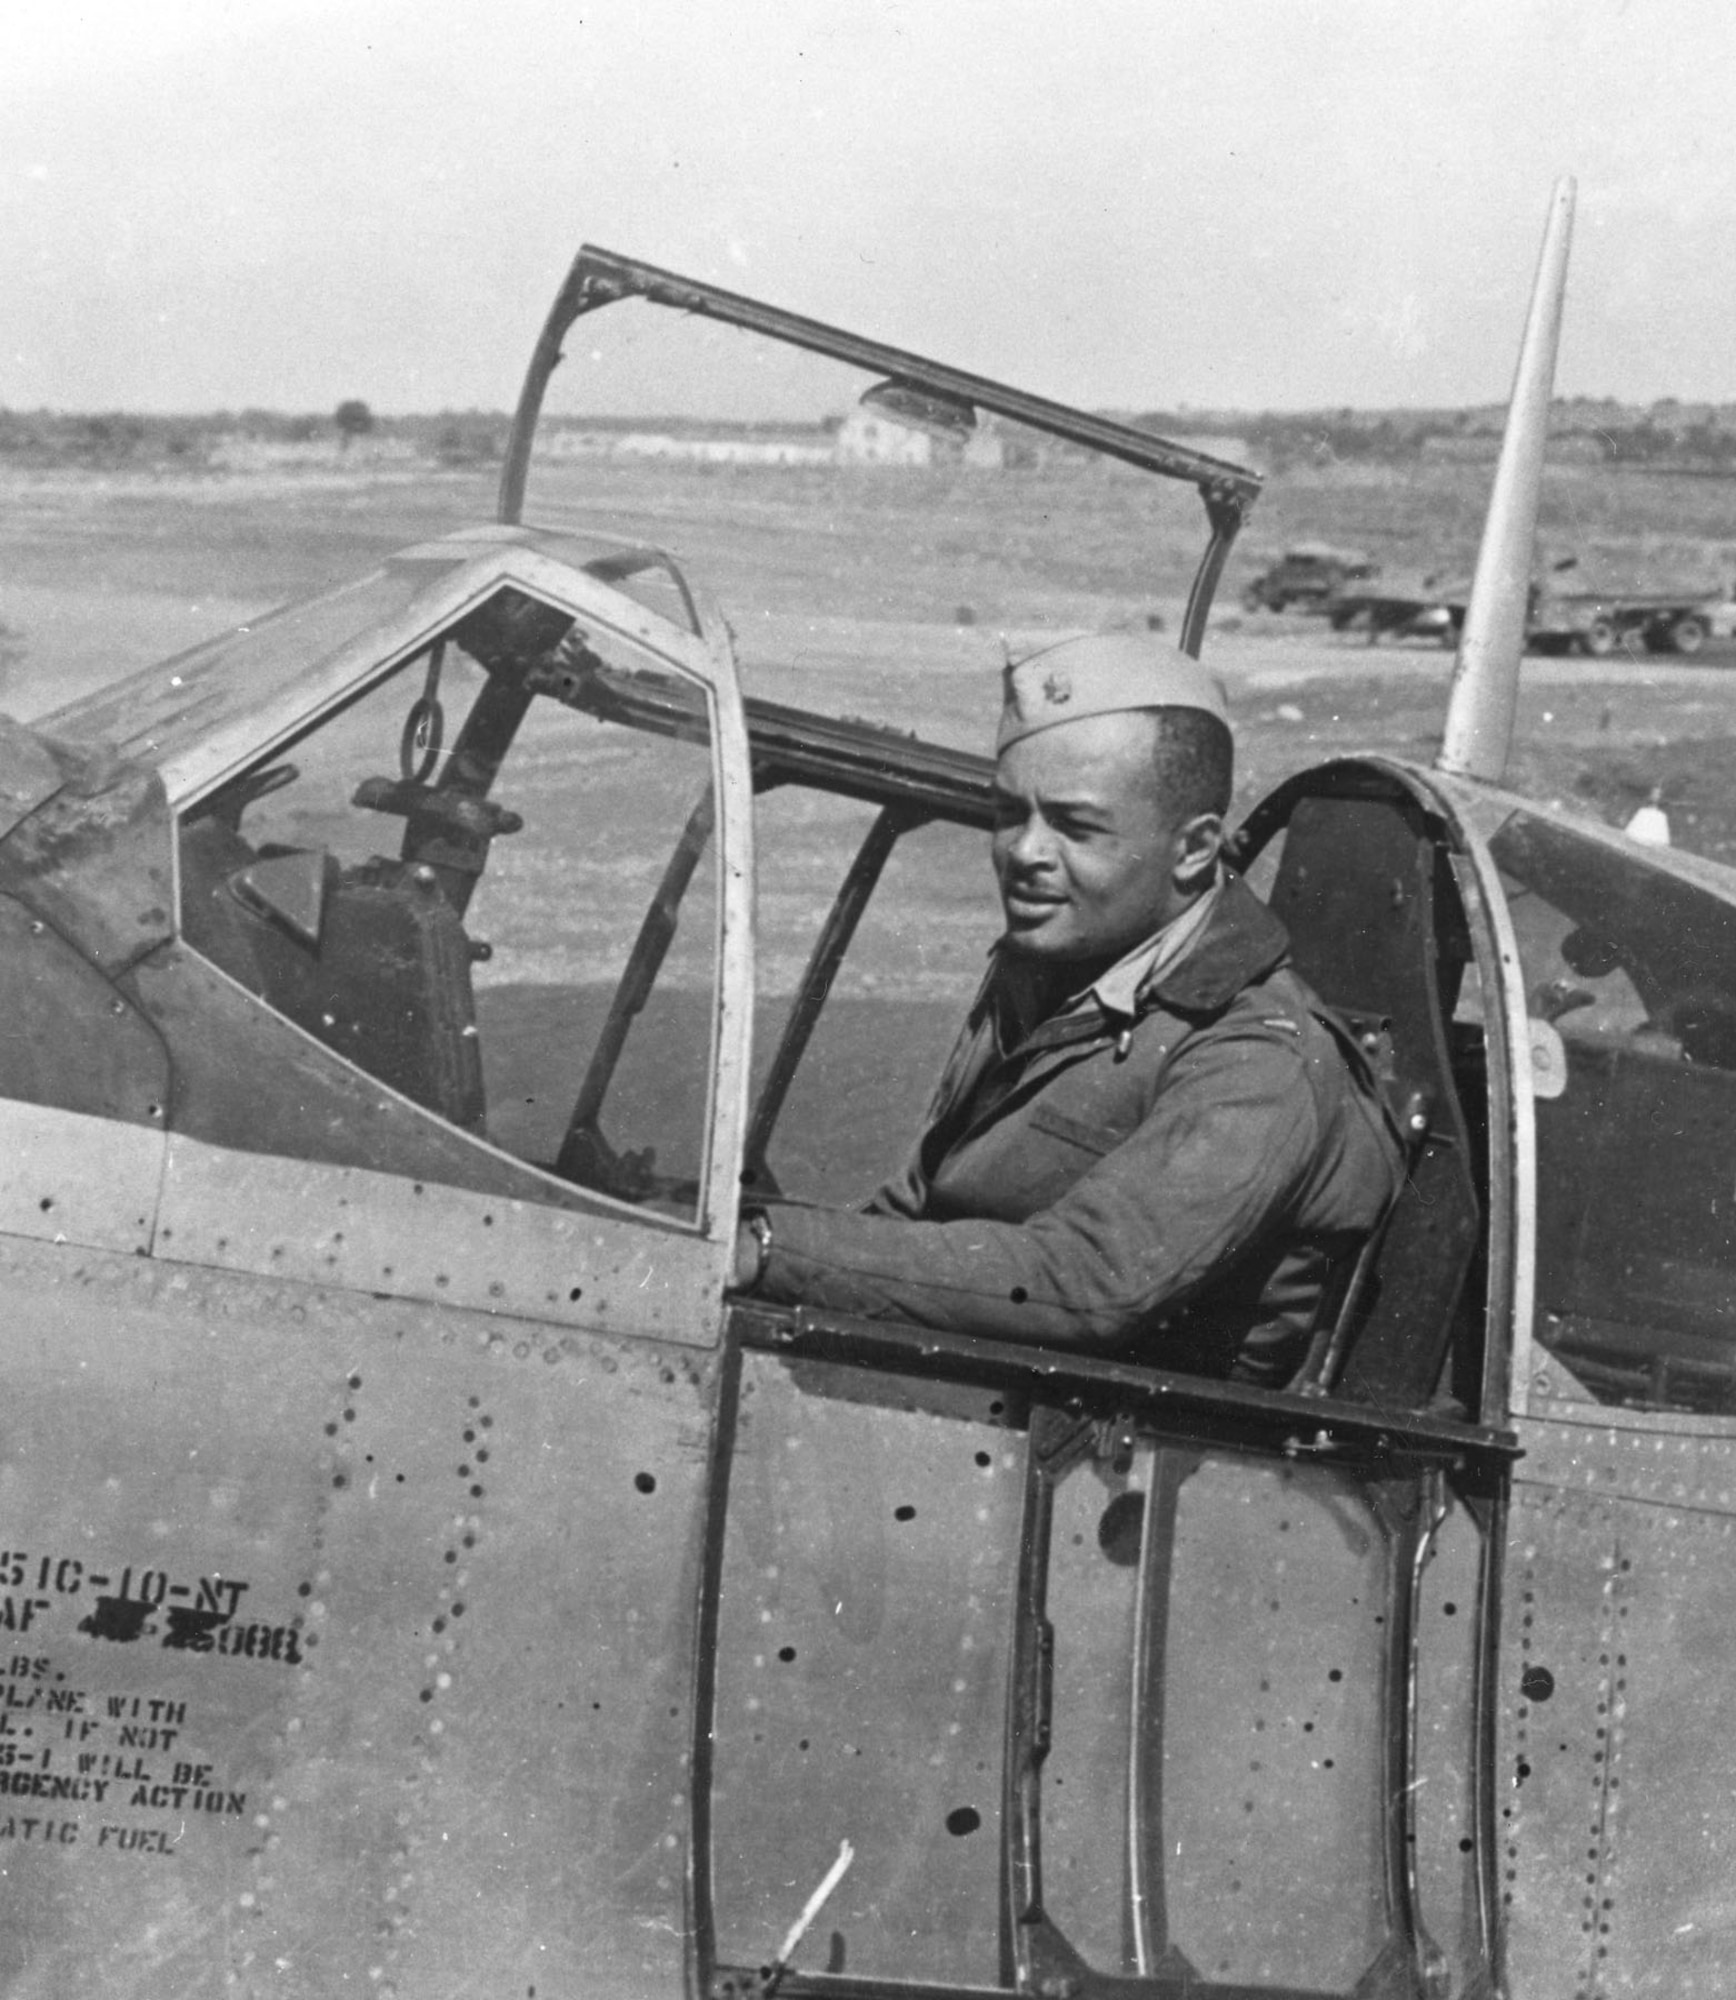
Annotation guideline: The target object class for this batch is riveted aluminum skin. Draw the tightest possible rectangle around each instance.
[1500,1412,1736,1998]
[0,1229,715,1997]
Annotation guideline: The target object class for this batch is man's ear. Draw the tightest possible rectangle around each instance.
[1174,811,1224,892]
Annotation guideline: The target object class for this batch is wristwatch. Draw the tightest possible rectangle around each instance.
[744,1210,774,1287]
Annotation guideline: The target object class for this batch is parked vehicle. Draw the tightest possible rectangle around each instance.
[1328,570,1466,644]
[1241,540,1376,612]
[1523,575,1736,656]
[1338,556,1736,658]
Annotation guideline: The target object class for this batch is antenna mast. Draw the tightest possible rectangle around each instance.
[1436,178,1576,783]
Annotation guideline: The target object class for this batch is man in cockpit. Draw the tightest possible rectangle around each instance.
[731,631,1402,1387]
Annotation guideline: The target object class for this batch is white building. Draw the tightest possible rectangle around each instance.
[833,411,934,467]
[612,432,833,467]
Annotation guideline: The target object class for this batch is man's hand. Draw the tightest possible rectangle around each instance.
[731,1212,772,1290]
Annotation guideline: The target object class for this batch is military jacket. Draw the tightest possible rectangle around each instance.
[758,873,1403,1385]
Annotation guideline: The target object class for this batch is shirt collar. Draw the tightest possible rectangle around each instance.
[1084,876,1223,1020]
[985,868,1294,1049]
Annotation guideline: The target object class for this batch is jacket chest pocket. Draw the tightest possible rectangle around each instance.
[986,1098,1134,1213]
[929,1037,1171,1220]
[1022,1044,1163,1161]
[1026,1103,1125,1159]
[933,1097,1134,1221]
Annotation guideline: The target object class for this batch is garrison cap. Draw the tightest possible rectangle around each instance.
[996,630,1230,753]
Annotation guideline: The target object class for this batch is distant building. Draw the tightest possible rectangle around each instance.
[539,427,612,460]
[612,431,833,468]
[834,411,933,467]
[834,408,1025,469]
[207,435,417,472]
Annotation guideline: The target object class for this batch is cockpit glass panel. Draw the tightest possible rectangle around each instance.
[1493,810,1736,1411]
[707,1339,1496,1999]
[580,545,705,634]
[177,584,720,1222]
[1040,1442,1148,1970]
[1042,1446,1391,1991]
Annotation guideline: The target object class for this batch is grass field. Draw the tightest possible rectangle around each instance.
[4,452,1736,854]
[8,448,1736,1210]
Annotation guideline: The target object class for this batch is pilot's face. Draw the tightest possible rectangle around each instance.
[991,712,1217,965]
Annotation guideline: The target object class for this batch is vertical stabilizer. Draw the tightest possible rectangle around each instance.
[1436,178,1576,782]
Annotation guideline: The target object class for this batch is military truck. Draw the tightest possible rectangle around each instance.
[1340,558,1736,658]
[1521,576,1736,656]
[1240,541,1376,612]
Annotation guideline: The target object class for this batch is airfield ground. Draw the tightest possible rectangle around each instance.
[4,454,1736,863]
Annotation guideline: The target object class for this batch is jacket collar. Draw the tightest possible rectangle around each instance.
[1142,870,1291,1014]
[984,870,1293,1058]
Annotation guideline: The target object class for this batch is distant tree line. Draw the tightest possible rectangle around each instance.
[0,405,509,470]
[1133,397,1736,472]
[5,396,1735,475]
[0,409,205,466]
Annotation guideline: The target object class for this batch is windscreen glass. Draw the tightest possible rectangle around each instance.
[177,586,720,1222]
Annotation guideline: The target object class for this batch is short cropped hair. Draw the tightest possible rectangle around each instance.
[1149,707,1233,819]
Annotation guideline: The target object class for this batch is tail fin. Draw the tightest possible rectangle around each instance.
[1436,178,1576,783]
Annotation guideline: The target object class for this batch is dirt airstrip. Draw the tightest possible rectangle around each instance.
[3,456,1736,859]
[6,454,1735,1206]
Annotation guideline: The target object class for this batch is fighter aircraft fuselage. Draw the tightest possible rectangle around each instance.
[2,208,1734,2000]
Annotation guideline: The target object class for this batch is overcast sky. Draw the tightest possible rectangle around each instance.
[5,0,1733,418]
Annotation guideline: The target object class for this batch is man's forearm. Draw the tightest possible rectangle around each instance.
[742,1073,1318,1347]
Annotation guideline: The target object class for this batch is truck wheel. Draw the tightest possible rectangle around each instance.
[1673,614,1708,656]
[1582,618,1617,657]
